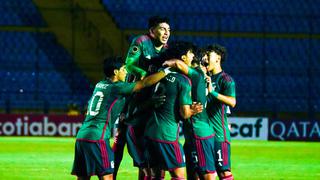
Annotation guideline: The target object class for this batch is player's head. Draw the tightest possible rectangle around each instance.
[151,41,195,69]
[103,57,127,82]
[192,47,208,68]
[168,41,195,66]
[206,44,227,71]
[148,16,170,45]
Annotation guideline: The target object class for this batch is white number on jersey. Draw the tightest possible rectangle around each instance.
[87,91,104,116]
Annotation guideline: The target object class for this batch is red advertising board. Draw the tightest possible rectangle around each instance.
[0,114,84,136]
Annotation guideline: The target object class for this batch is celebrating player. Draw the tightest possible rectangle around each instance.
[145,42,203,180]
[71,57,170,180]
[163,42,217,180]
[205,44,236,180]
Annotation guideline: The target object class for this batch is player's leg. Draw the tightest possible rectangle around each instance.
[183,141,199,180]
[145,138,163,180]
[169,167,186,179]
[72,140,114,180]
[167,142,186,179]
[150,167,165,180]
[200,173,217,180]
[214,141,233,180]
[197,138,217,180]
[99,174,113,180]
[71,141,93,179]
[126,125,150,179]
[218,171,233,180]
[138,167,148,180]
[112,119,128,179]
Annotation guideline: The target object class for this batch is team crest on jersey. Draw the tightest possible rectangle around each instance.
[131,46,139,54]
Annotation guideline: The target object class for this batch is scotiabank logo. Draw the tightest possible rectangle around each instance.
[229,117,268,140]
[0,114,83,136]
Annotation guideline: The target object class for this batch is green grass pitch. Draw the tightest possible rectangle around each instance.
[0,137,319,179]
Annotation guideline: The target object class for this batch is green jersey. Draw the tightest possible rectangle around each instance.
[145,73,192,142]
[183,67,215,139]
[76,79,136,141]
[207,71,236,142]
[125,34,167,79]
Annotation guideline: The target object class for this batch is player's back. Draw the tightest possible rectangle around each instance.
[77,80,133,141]
[145,72,192,142]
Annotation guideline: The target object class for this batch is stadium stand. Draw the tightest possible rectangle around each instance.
[102,0,317,33]
[0,0,46,26]
[102,0,319,115]
[0,31,91,111]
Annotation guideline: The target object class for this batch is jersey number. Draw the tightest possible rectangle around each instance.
[87,91,104,116]
[154,82,166,96]
[217,149,223,162]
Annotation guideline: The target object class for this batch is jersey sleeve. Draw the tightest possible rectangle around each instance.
[222,79,236,97]
[113,82,136,95]
[179,77,193,105]
[187,67,198,79]
[125,37,146,77]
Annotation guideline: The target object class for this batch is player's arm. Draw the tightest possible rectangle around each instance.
[178,76,203,119]
[163,59,189,76]
[180,102,203,119]
[125,43,147,78]
[126,57,147,78]
[208,80,236,108]
[209,91,236,108]
[132,68,171,92]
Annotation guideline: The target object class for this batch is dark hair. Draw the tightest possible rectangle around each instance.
[148,16,170,29]
[103,56,123,77]
[192,47,208,66]
[206,44,227,63]
[166,41,195,59]
[150,41,195,69]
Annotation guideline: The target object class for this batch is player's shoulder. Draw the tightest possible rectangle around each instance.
[220,71,234,83]
[172,73,192,86]
[191,66,205,77]
[95,80,111,89]
[113,81,132,88]
[133,34,151,45]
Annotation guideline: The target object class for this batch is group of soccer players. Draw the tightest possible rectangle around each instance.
[71,16,236,180]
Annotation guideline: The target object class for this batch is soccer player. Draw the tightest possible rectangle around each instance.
[144,42,203,180]
[205,44,236,180]
[113,16,171,180]
[163,42,217,180]
[125,15,170,80]
[71,57,171,180]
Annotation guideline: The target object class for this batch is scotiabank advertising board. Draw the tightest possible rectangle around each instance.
[0,114,83,136]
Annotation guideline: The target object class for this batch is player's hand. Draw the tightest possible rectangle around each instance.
[151,95,166,108]
[204,75,213,94]
[191,102,203,114]
[205,74,211,84]
[119,113,126,123]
